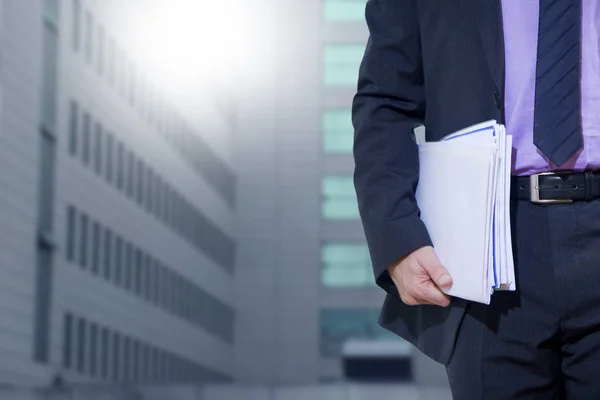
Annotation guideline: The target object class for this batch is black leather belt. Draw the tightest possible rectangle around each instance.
[512,171,600,204]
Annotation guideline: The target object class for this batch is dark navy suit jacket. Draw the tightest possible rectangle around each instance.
[352,0,506,365]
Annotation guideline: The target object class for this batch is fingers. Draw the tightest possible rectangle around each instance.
[390,246,453,307]
[400,281,450,306]
[418,249,453,290]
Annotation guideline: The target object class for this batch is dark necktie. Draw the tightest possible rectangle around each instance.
[533,0,583,166]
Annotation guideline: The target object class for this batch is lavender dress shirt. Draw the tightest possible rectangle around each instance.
[502,0,600,175]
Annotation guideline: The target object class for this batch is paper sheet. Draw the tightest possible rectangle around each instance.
[416,120,515,304]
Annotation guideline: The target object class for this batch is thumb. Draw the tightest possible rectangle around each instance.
[420,253,452,289]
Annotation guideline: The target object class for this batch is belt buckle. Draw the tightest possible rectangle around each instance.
[529,172,573,204]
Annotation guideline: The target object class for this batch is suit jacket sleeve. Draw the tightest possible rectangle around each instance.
[352,0,433,294]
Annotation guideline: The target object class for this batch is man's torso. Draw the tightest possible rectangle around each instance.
[502,0,600,175]
[416,0,600,174]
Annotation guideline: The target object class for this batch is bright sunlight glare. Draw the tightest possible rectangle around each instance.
[131,0,252,92]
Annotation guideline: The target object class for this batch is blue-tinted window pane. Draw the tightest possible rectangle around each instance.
[68,101,78,156]
[63,313,73,368]
[76,317,86,373]
[89,323,98,376]
[320,309,398,357]
[323,0,366,22]
[100,327,109,379]
[91,221,101,275]
[79,213,88,268]
[94,122,103,175]
[82,112,91,165]
[321,176,359,220]
[66,206,76,262]
[322,109,353,153]
[323,44,365,87]
[321,243,372,287]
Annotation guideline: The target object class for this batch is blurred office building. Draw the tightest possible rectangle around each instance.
[0,0,449,396]
[0,0,235,386]
[233,0,420,386]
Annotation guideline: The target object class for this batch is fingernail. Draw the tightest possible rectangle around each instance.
[439,274,452,288]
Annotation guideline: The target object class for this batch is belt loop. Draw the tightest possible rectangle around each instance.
[585,171,594,200]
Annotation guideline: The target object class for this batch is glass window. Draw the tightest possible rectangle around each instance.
[130,340,137,382]
[84,11,93,64]
[323,0,366,22]
[89,323,98,377]
[321,243,372,287]
[69,101,78,156]
[124,243,132,291]
[143,255,152,301]
[103,229,112,280]
[105,132,114,183]
[137,159,144,206]
[72,0,81,51]
[114,235,123,285]
[112,332,120,382]
[146,168,154,214]
[155,176,163,221]
[91,221,101,275]
[155,263,164,308]
[323,44,365,87]
[320,309,398,357]
[76,317,86,373]
[82,112,91,165]
[141,343,150,383]
[321,176,359,219]
[123,336,131,382]
[63,313,73,368]
[322,109,353,153]
[127,151,135,198]
[94,122,103,175]
[116,141,124,190]
[79,213,88,268]
[100,327,109,380]
[134,249,142,296]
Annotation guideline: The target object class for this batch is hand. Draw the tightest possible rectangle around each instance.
[387,246,452,307]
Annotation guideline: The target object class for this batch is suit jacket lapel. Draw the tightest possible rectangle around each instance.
[472,0,505,92]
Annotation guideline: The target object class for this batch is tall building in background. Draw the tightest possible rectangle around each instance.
[0,0,236,386]
[319,0,412,380]
[234,0,412,385]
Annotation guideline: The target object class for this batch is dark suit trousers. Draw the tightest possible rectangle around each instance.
[446,198,600,399]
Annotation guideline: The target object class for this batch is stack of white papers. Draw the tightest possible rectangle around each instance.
[415,120,515,304]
